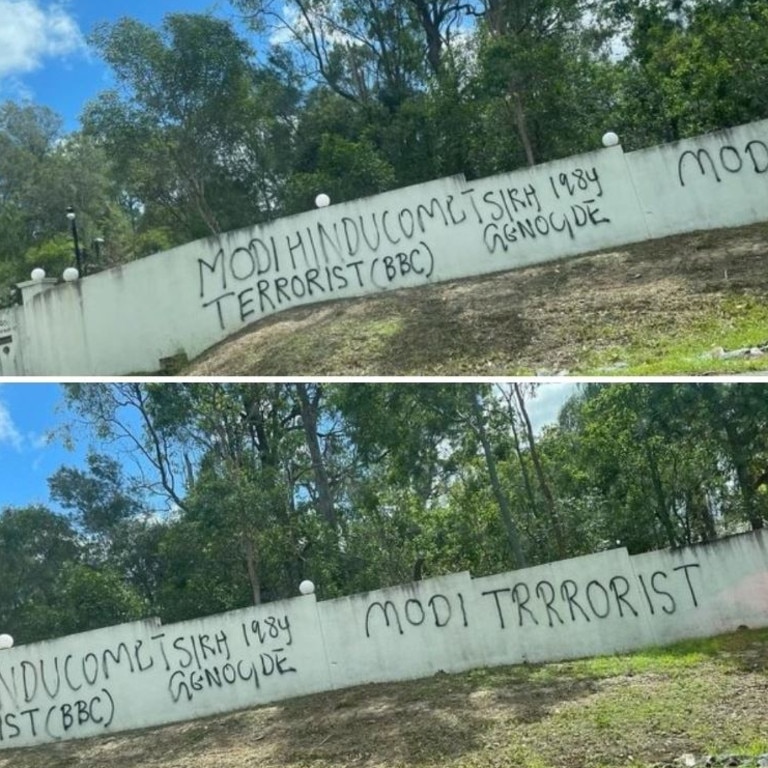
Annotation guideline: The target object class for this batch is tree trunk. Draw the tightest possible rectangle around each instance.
[509,90,535,167]
[295,383,338,530]
[645,442,680,548]
[242,533,261,605]
[512,384,565,557]
[468,388,527,568]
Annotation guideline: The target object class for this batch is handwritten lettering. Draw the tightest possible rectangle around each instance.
[197,165,612,331]
[678,140,768,186]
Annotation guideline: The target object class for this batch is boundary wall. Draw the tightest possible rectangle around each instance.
[1,118,767,375]
[1,529,766,748]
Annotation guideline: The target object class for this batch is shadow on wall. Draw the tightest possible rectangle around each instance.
[6,118,768,376]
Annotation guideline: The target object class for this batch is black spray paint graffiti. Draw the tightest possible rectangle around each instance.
[364,593,469,637]
[481,168,609,255]
[481,563,700,629]
[197,196,465,324]
[0,641,156,710]
[201,243,436,332]
[156,614,297,704]
[0,690,115,743]
[677,140,768,186]
[362,564,702,640]
[0,612,299,743]
[197,164,612,331]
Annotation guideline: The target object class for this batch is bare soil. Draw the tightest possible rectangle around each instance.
[184,222,768,376]
[1,629,765,768]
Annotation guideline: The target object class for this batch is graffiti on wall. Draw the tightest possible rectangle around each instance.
[1,531,766,750]
[0,612,298,744]
[677,139,768,186]
[196,164,612,332]
[362,563,702,640]
[479,563,700,630]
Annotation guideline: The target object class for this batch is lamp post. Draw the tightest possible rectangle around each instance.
[65,206,83,275]
[93,236,105,266]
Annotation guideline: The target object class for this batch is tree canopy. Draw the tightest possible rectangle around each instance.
[2,382,765,645]
[1,0,767,300]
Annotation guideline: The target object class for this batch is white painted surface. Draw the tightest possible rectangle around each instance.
[627,121,768,237]
[470,548,658,666]
[1,529,766,749]
[4,117,768,374]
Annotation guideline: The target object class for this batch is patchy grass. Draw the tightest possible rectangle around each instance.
[2,628,766,768]
[584,294,768,375]
[184,222,768,376]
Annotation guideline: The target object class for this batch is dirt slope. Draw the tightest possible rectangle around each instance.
[1,629,766,768]
[182,222,768,377]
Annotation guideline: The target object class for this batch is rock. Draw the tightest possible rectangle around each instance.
[679,753,697,767]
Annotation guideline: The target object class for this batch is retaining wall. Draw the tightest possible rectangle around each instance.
[2,118,768,375]
[1,529,766,749]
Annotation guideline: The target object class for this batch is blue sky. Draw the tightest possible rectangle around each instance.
[0,382,82,509]
[0,0,240,131]
[0,382,577,513]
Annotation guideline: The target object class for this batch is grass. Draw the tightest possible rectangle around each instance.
[1,627,766,768]
[584,295,768,375]
[184,222,768,377]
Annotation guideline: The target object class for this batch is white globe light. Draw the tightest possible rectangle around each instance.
[30,267,46,281]
[299,579,315,595]
[602,131,620,148]
[62,267,79,282]
[315,193,331,208]
[0,634,14,650]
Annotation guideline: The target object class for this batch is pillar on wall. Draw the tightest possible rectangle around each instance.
[16,277,58,304]
[0,308,23,376]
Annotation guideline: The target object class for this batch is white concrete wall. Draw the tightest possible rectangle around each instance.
[0,310,22,377]
[1,530,766,749]
[5,117,768,375]
[627,121,768,237]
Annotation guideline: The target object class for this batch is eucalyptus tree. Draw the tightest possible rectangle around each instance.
[62,383,361,612]
[83,13,300,246]
[603,0,768,147]
[0,103,126,295]
[550,383,767,551]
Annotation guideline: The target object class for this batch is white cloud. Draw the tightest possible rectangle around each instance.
[0,0,85,79]
[0,400,23,451]
[527,383,580,434]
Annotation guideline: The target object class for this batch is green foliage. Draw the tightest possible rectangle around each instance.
[4,383,768,643]
[23,234,73,277]
[609,0,768,146]
[0,506,80,643]
[4,1,768,271]
[52,563,147,636]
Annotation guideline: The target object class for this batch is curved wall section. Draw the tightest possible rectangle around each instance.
[1,530,766,749]
[7,118,768,375]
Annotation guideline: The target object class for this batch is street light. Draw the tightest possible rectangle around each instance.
[65,206,83,275]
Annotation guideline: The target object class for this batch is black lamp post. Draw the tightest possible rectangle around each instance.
[65,206,83,275]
